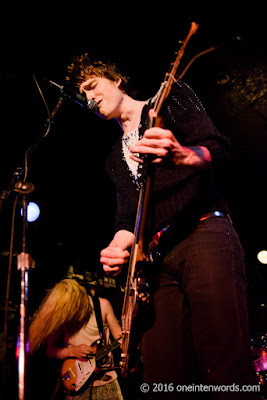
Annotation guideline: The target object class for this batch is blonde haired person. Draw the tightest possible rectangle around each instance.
[29,279,123,400]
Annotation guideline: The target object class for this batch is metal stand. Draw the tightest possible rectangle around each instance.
[1,74,96,398]
[13,182,35,400]
[1,90,64,399]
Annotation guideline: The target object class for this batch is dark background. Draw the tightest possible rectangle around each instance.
[1,7,267,397]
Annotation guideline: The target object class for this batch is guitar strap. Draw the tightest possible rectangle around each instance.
[139,98,154,138]
[91,295,106,343]
[137,97,155,188]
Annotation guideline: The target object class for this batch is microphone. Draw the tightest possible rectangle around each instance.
[47,79,99,113]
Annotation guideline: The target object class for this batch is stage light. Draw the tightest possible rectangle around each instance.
[257,250,267,265]
[20,202,40,222]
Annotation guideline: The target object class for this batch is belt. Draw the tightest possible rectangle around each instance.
[199,210,231,222]
[150,211,231,250]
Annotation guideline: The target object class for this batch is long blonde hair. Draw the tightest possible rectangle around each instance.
[29,279,92,353]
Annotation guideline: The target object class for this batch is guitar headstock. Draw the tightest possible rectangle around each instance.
[153,22,199,116]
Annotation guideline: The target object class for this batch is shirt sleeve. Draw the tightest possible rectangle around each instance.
[162,81,232,168]
[106,149,137,234]
[114,188,136,233]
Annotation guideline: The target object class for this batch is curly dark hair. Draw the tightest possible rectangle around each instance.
[66,54,136,97]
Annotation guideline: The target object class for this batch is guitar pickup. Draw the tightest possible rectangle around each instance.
[77,362,84,373]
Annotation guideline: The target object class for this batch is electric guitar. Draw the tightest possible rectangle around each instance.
[61,338,121,393]
[120,22,199,378]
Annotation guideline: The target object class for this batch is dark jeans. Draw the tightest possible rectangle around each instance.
[141,217,259,399]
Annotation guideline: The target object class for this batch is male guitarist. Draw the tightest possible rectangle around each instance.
[29,279,123,400]
[66,58,259,399]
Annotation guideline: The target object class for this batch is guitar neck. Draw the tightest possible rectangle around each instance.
[132,170,153,264]
[95,340,120,362]
[131,22,199,256]
[120,22,199,379]
[153,21,199,117]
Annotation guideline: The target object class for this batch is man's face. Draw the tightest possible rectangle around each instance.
[79,76,123,120]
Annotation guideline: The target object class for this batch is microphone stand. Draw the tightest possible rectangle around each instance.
[14,182,35,400]
[0,168,24,214]
[1,94,64,400]
[1,75,97,399]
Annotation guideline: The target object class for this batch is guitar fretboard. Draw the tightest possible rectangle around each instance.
[95,340,120,361]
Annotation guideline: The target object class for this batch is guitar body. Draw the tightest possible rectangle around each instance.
[61,338,121,393]
[61,356,96,393]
